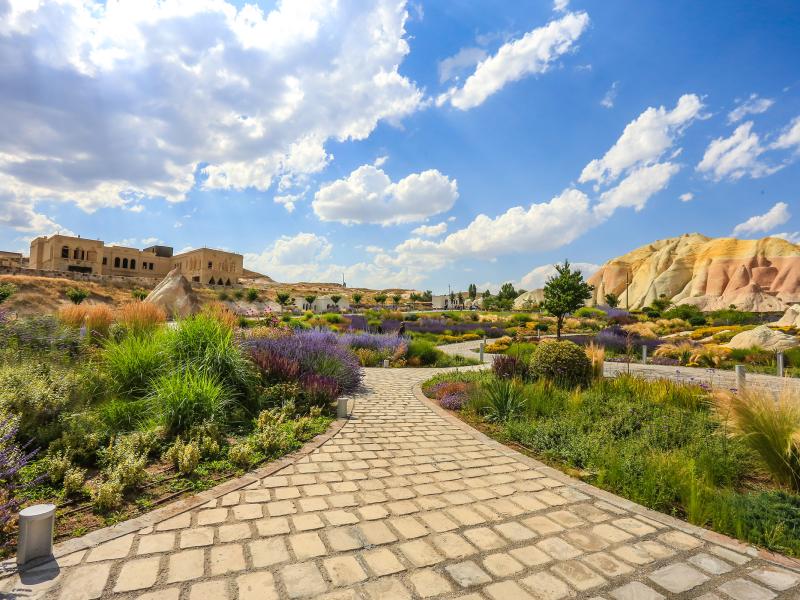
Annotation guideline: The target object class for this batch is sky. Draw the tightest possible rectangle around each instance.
[1,0,799,293]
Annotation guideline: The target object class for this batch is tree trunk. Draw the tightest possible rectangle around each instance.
[556,316,563,340]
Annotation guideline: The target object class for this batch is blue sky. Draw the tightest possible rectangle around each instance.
[1,0,798,292]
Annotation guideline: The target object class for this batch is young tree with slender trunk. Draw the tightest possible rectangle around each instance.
[542,260,594,340]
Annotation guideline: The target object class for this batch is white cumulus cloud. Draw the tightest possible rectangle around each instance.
[728,93,774,123]
[772,116,800,151]
[312,165,458,225]
[594,162,680,219]
[0,0,423,227]
[732,202,791,237]
[580,94,703,185]
[411,222,448,237]
[697,122,778,181]
[679,192,694,202]
[439,11,589,110]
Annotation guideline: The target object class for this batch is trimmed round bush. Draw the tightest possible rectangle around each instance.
[529,340,591,388]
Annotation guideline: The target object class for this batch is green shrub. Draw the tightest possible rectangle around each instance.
[218,291,230,301]
[0,282,17,304]
[228,441,253,468]
[96,398,149,433]
[323,313,343,324]
[103,331,167,400]
[574,306,606,319]
[529,339,591,388]
[65,287,89,304]
[92,480,123,512]
[62,467,86,497]
[148,369,231,436]
[44,451,72,484]
[407,339,439,365]
[245,288,259,302]
[468,376,526,423]
[130,289,148,301]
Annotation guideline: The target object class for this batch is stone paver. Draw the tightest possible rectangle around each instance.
[4,367,798,599]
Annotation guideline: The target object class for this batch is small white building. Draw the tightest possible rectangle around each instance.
[431,294,464,310]
[293,295,351,313]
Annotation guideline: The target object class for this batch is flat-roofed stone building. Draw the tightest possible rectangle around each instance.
[28,234,243,285]
[0,251,23,268]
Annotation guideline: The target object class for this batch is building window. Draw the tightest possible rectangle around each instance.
[61,246,69,258]
[130,259,136,270]
[122,258,129,269]
[149,263,154,270]
[102,257,107,265]
[209,277,215,285]
[208,261,213,269]
[114,257,120,268]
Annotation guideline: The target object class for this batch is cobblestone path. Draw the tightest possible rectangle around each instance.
[2,368,799,599]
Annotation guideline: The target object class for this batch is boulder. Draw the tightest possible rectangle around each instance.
[776,304,800,328]
[513,289,545,310]
[145,268,201,318]
[725,325,799,352]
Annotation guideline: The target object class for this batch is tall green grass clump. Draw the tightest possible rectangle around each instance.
[148,369,231,436]
[104,331,168,399]
[715,387,800,492]
[468,377,526,422]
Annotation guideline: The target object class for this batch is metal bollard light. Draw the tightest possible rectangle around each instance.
[383,359,390,368]
[777,352,784,377]
[642,345,648,364]
[735,365,746,392]
[337,396,349,419]
[17,503,56,566]
[479,342,485,363]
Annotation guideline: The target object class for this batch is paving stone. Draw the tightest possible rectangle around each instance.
[293,513,325,531]
[113,556,161,592]
[389,516,428,538]
[483,552,524,576]
[494,521,537,542]
[156,513,191,531]
[635,540,675,560]
[431,532,477,559]
[448,506,486,526]
[256,516,291,536]
[717,578,777,600]
[445,560,492,587]
[583,552,634,577]
[463,526,505,550]
[324,510,360,526]
[137,532,175,554]
[197,507,228,525]
[326,526,363,551]
[218,522,252,543]
[267,500,297,516]
[613,517,656,536]
[58,563,112,599]
[591,523,633,543]
[648,562,709,593]
[398,539,444,567]
[748,566,800,590]
[299,497,328,512]
[250,537,290,567]
[519,571,572,599]
[281,562,329,598]
[210,544,246,575]
[233,503,262,520]
[536,536,582,559]
[658,530,702,550]
[550,559,606,591]
[564,529,609,551]
[510,544,552,567]
[689,552,734,575]
[238,571,279,600]
[362,577,412,600]
[86,534,134,562]
[362,547,406,576]
[408,568,453,597]
[419,511,458,532]
[358,520,397,545]
[290,532,328,559]
[136,588,181,600]
[167,548,205,583]
[609,581,665,600]
[523,515,565,535]
[708,545,751,565]
[484,580,535,600]
[359,504,389,520]
[179,527,214,548]
[324,556,367,586]
[547,510,585,528]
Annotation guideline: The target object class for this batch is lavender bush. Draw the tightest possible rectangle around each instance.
[0,414,39,549]
[248,330,362,394]
[439,393,466,410]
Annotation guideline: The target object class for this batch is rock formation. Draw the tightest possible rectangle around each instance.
[588,234,800,312]
[513,289,545,310]
[725,325,799,351]
[145,268,201,318]
[776,304,800,328]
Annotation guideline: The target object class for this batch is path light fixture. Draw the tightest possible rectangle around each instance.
[17,503,56,566]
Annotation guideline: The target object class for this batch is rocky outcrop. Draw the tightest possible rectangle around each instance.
[588,234,800,312]
[725,325,799,351]
[776,304,800,328]
[513,289,545,310]
[145,268,201,318]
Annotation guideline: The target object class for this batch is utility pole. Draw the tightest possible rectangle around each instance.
[625,270,630,310]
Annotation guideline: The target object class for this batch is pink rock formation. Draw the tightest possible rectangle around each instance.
[589,234,800,312]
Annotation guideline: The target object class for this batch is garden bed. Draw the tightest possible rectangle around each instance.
[422,354,800,557]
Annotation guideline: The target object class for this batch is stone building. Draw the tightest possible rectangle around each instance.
[28,234,243,285]
[0,251,23,268]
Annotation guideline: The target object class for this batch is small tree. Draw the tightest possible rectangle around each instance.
[304,295,317,311]
[352,292,363,308]
[374,293,387,306]
[131,288,148,301]
[457,292,464,307]
[246,288,260,302]
[391,293,401,307]
[330,294,342,308]
[468,283,477,300]
[422,290,433,302]
[542,261,594,340]
[65,287,89,305]
[604,292,619,308]
[275,291,291,310]
[0,282,17,304]
[409,292,419,308]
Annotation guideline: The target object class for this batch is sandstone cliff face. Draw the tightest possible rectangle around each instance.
[588,234,800,312]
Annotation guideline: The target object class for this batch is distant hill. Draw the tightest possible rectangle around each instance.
[588,233,800,312]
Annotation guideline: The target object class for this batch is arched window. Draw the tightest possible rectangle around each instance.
[61,246,69,258]
[114,257,120,268]
[122,258,129,269]
[225,279,231,286]
[209,277,215,285]
[130,259,136,270]
[73,248,80,259]
[217,278,224,285]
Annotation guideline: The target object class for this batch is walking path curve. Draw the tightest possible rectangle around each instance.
[439,339,800,393]
[2,367,799,599]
